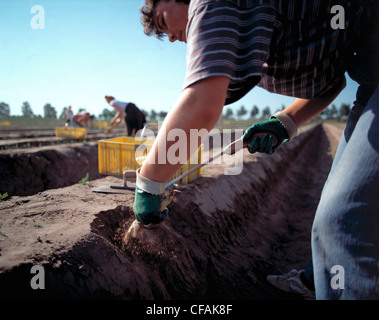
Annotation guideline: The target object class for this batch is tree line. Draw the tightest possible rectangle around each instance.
[0,101,350,122]
[222,103,351,120]
[0,102,58,119]
[0,101,167,122]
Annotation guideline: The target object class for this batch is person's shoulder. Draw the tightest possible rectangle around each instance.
[111,99,126,107]
[189,0,223,13]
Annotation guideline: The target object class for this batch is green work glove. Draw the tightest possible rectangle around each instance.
[243,118,289,154]
[133,186,169,226]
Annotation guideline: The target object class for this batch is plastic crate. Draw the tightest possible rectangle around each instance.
[55,127,87,139]
[98,136,203,184]
[94,121,108,130]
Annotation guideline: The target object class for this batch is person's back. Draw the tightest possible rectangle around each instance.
[126,103,145,123]
[125,103,146,136]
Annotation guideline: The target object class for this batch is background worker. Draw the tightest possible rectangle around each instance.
[104,95,146,136]
[63,106,74,127]
[135,0,379,299]
[72,111,94,128]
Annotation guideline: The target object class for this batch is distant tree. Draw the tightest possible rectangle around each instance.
[59,107,67,119]
[321,104,338,119]
[43,103,57,119]
[261,106,271,119]
[21,101,35,118]
[0,102,10,118]
[329,104,338,119]
[250,105,259,119]
[320,107,330,119]
[99,108,115,120]
[222,108,234,119]
[150,109,157,121]
[274,104,286,113]
[237,105,247,120]
[158,111,168,120]
[339,103,350,120]
[141,109,149,121]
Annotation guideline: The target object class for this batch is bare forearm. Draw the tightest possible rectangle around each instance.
[110,113,122,125]
[140,76,230,183]
[283,78,346,127]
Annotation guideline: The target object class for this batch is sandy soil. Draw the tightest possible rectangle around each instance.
[0,123,342,300]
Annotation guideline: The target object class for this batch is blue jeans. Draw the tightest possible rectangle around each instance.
[311,86,379,299]
[311,0,379,300]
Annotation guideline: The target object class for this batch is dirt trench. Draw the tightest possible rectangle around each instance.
[0,142,104,197]
[0,123,342,300]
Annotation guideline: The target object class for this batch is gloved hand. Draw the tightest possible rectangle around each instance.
[133,187,169,226]
[243,118,289,154]
[133,169,169,226]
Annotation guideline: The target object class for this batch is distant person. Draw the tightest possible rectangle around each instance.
[104,95,146,136]
[63,106,74,127]
[72,111,94,128]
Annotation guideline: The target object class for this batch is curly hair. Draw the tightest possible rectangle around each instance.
[141,0,191,39]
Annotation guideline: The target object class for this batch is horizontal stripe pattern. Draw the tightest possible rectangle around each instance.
[183,0,372,104]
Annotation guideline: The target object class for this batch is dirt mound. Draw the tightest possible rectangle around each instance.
[0,142,103,197]
[0,123,342,300]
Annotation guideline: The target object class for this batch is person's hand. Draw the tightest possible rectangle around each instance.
[107,119,119,133]
[133,187,169,226]
[243,118,289,154]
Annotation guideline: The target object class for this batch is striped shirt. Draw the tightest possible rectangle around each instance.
[184,0,373,105]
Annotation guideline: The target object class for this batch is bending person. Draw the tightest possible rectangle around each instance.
[105,96,146,136]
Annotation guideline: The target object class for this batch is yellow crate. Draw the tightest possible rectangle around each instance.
[56,127,87,139]
[94,121,108,130]
[0,121,10,127]
[98,136,203,184]
[98,137,152,175]
[55,127,87,139]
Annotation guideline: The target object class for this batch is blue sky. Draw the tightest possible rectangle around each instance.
[1,0,359,118]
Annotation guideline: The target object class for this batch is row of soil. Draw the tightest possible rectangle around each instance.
[0,141,104,197]
[92,124,335,299]
[0,123,342,299]
[0,126,231,197]
[0,128,126,151]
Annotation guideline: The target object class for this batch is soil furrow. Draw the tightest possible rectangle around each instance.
[0,123,343,300]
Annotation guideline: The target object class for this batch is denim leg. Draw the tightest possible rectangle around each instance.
[301,85,373,294]
[301,260,315,291]
[312,87,379,299]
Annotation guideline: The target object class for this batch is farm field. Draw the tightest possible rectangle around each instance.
[0,119,344,301]
[0,118,124,151]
